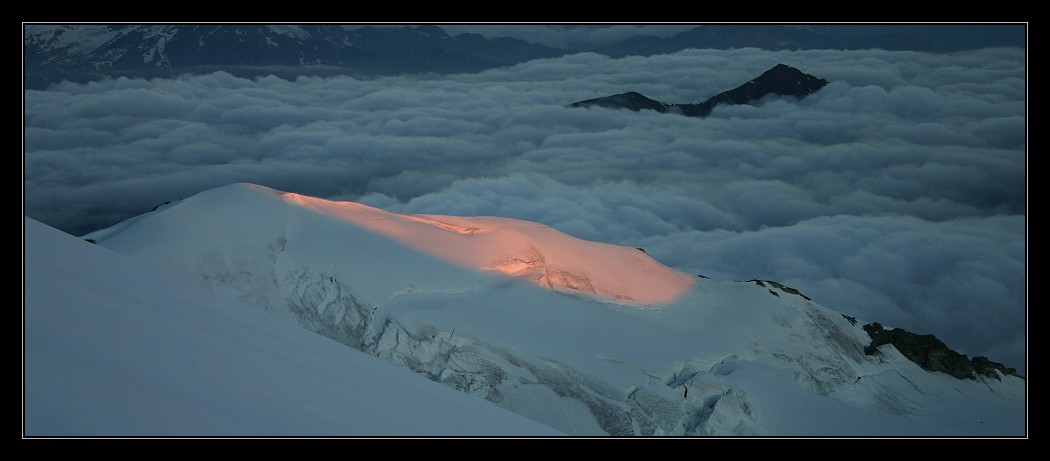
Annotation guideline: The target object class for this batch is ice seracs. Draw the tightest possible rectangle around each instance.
[23,216,564,436]
[74,183,1025,436]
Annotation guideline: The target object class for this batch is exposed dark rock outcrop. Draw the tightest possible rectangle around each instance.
[569,63,828,118]
[862,323,1021,381]
[971,356,1021,380]
[749,279,812,301]
[741,277,1020,382]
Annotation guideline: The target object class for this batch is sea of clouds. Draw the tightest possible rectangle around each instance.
[23,46,1026,374]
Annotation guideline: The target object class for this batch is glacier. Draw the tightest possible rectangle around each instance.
[58,183,1026,436]
[23,215,562,436]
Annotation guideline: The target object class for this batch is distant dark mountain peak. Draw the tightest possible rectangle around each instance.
[712,62,828,105]
[572,91,671,113]
[568,64,828,118]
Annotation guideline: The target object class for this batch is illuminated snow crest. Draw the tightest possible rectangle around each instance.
[276,187,694,306]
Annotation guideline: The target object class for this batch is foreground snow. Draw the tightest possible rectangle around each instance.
[23,216,563,436]
[64,184,1025,436]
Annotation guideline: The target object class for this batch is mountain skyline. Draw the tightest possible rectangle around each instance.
[440,24,1026,52]
[23,24,1025,89]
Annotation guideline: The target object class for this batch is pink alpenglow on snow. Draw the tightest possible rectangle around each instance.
[278,191,695,305]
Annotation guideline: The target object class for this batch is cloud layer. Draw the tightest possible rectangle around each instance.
[24,47,1027,374]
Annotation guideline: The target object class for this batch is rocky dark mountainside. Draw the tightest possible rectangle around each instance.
[23,25,570,89]
[862,322,1021,380]
[751,279,813,300]
[753,278,1020,382]
[568,63,829,117]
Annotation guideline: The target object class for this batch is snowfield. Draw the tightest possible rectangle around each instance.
[23,216,563,436]
[26,183,1026,436]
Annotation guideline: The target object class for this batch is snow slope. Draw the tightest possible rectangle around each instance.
[279,190,695,305]
[79,183,1026,436]
[23,216,563,436]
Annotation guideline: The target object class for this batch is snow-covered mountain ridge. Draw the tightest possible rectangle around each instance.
[23,25,568,89]
[23,215,563,436]
[79,183,1025,436]
[24,24,1024,90]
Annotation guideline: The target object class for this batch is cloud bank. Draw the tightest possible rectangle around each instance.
[23,47,1026,374]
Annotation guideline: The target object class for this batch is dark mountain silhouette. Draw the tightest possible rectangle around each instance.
[23,25,571,90]
[25,24,1023,90]
[569,63,829,117]
[594,24,1025,58]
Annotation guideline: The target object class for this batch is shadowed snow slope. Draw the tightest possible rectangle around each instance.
[23,216,563,436]
[76,183,1025,436]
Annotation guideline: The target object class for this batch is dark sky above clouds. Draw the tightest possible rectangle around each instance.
[438,24,699,49]
[22,44,1026,375]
